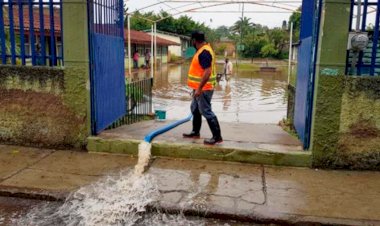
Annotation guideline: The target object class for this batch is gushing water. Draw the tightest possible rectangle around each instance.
[15,141,206,226]
[135,141,152,175]
[16,171,159,225]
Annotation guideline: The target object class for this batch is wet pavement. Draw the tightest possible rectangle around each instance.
[101,120,301,148]
[96,113,306,167]
[0,197,267,225]
[131,63,288,124]
[1,144,380,225]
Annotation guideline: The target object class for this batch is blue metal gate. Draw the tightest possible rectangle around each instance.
[88,0,126,134]
[294,0,322,149]
[347,0,380,76]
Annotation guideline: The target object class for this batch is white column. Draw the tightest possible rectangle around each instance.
[154,22,157,68]
[356,0,362,31]
[151,24,154,78]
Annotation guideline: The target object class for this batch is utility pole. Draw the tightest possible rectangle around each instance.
[236,3,244,69]
[154,22,157,71]
[127,14,131,76]
[151,24,154,78]
[287,22,293,85]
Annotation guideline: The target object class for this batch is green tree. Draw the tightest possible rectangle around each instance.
[241,33,268,60]
[129,11,158,31]
[157,11,176,33]
[289,8,301,41]
[260,43,278,58]
[215,26,230,40]
[230,17,254,38]
[265,28,288,58]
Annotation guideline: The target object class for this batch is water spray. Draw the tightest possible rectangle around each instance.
[135,114,193,175]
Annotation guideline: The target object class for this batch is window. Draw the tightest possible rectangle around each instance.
[161,46,168,55]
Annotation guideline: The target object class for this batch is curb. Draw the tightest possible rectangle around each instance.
[87,137,311,167]
[0,185,67,201]
[155,204,375,226]
[0,186,376,226]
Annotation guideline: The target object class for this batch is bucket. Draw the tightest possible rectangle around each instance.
[155,109,166,121]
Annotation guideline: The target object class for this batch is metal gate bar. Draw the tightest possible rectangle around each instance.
[88,0,126,134]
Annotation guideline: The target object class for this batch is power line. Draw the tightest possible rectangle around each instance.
[129,0,300,23]
[185,11,294,13]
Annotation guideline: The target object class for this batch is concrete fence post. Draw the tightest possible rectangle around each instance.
[62,0,92,145]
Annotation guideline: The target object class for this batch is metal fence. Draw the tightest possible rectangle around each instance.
[347,0,380,76]
[0,0,63,66]
[108,78,153,129]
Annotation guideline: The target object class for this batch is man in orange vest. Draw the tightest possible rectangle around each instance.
[183,31,223,145]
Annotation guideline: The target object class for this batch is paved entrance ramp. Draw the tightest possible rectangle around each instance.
[87,121,310,167]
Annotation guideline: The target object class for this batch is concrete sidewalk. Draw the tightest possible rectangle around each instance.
[88,121,311,167]
[0,144,379,225]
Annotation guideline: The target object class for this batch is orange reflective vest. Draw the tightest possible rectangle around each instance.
[188,44,217,91]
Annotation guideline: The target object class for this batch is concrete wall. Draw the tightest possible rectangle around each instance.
[155,33,181,57]
[0,0,91,149]
[312,75,380,170]
[0,66,88,148]
[214,41,236,56]
[309,0,380,170]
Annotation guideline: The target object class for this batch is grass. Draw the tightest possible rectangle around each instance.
[234,63,259,71]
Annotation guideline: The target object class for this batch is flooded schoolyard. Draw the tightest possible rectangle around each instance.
[131,62,288,124]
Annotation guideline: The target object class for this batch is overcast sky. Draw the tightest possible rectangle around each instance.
[126,0,301,29]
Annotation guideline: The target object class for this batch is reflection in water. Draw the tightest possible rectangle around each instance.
[130,64,288,124]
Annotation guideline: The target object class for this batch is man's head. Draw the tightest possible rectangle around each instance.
[225,58,229,63]
[191,31,206,49]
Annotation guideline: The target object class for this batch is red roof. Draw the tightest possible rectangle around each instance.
[3,7,179,47]
[3,7,61,34]
[125,30,179,46]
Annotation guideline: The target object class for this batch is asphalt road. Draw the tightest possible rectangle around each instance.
[0,196,272,226]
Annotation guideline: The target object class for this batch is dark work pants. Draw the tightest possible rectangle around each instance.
[190,90,217,133]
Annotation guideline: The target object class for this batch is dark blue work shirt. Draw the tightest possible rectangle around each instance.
[198,50,212,69]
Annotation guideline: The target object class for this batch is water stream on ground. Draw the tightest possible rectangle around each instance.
[13,142,204,226]
[10,168,257,226]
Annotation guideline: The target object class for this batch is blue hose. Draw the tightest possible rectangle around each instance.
[144,114,193,143]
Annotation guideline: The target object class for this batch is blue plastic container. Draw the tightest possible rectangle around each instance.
[155,109,166,121]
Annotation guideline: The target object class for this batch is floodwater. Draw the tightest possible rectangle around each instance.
[132,63,288,124]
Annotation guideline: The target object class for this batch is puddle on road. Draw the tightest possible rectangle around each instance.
[131,63,288,124]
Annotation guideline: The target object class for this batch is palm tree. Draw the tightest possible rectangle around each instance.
[230,17,254,37]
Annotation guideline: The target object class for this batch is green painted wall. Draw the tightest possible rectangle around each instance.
[310,0,380,170]
[0,0,91,149]
[0,66,87,148]
[63,0,91,139]
[311,0,350,167]
[312,75,380,170]
[337,77,380,169]
[311,75,345,167]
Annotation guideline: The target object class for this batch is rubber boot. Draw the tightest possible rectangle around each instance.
[204,117,223,145]
[183,111,202,138]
